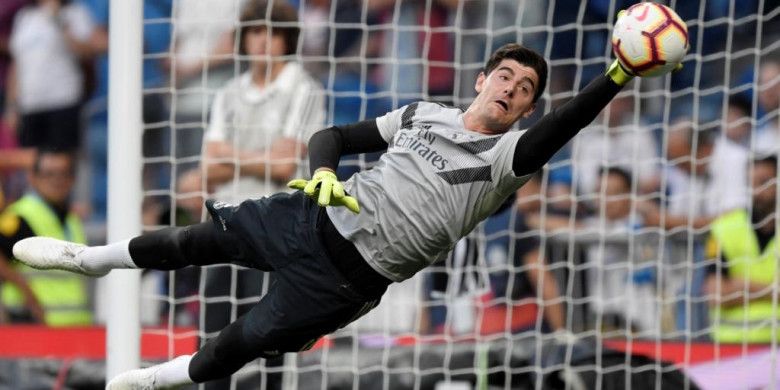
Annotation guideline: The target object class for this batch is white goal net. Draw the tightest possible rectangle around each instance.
[126,0,780,389]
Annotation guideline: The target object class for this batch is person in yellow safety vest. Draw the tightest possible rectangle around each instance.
[704,155,779,343]
[0,148,90,326]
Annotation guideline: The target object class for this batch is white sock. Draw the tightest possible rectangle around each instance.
[154,354,194,387]
[78,239,137,273]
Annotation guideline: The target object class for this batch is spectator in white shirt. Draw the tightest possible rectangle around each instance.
[4,0,98,151]
[171,0,238,85]
[583,167,660,333]
[184,0,326,203]
[640,119,749,230]
[170,0,240,164]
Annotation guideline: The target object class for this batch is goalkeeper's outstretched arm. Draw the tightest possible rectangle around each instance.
[511,63,630,177]
[303,64,630,180]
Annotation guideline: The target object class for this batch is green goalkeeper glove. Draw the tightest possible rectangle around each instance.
[606,59,635,87]
[607,58,684,86]
[288,169,360,214]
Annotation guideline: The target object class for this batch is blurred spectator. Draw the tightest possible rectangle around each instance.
[5,0,99,152]
[482,205,566,334]
[170,0,239,168]
[424,235,485,335]
[186,0,324,202]
[453,0,527,103]
[753,57,780,155]
[425,200,565,336]
[0,128,33,204]
[757,56,780,123]
[171,0,237,85]
[704,155,778,343]
[723,94,753,148]
[516,169,582,233]
[372,0,458,104]
[299,0,328,54]
[0,148,91,326]
[0,1,29,206]
[641,120,749,230]
[582,167,659,333]
[301,0,392,178]
[298,0,332,77]
[571,94,661,197]
[0,0,28,112]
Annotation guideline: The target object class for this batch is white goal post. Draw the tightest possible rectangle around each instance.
[105,0,143,381]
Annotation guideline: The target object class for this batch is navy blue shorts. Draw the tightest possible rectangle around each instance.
[205,191,381,356]
[19,104,82,150]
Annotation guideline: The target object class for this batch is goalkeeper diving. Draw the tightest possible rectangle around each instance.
[13,12,676,389]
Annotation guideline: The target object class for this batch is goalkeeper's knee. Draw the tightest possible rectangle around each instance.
[129,225,195,270]
[188,317,258,382]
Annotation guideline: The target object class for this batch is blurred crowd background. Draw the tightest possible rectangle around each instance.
[0,0,779,354]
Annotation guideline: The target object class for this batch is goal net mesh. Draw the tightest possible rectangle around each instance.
[133,0,780,388]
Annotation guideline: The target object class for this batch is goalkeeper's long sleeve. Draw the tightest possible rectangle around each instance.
[307,120,388,176]
[512,74,623,176]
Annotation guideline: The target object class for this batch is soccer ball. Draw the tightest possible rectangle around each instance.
[612,2,689,77]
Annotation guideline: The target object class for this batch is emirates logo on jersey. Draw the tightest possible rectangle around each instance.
[393,127,450,171]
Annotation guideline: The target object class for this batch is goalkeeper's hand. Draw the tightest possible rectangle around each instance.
[606,59,635,87]
[288,169,360,214]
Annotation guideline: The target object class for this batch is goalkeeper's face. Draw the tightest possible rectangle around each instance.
[470,59,538,134]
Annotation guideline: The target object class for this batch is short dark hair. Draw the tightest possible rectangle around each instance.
[484,43,548,102]
[754,155,778,174]
[32,147,76,176]
[239,0,299,56]
[599,166,632,189]
[674,120,717,149]
[694,127,718,148]
[728,94,752,116]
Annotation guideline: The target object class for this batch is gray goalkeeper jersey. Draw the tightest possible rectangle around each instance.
[327,102,532,282]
